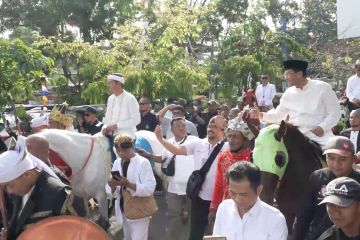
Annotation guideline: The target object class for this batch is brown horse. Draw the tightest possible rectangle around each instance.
[253,121,323,232]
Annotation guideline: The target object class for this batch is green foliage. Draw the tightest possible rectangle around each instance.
[0,39,53,110]
[0,0,139,42]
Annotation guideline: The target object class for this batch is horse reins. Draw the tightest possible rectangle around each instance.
[70,137,95,180]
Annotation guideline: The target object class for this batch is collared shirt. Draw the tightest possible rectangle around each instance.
[346,74,360,102]
[19,186,35,217]
[161,135,196,195]
[255,83,276,107]
[103,90,141,138]
[110,154,156,223]
[213,199,288,240]
[262,80,341,147]
[184,138,229,201]
[137,111,158,132]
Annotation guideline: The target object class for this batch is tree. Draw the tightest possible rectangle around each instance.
[0,0,139,43]
[0,39,53,110]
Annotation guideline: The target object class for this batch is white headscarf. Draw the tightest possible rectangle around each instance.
[30,115,48,128]
[0,136,59,183]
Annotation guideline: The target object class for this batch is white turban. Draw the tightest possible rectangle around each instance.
[227,119,255,141]
[30,115,48,128]
[0,145,37,183]
[0,136,59,183]
[107,74,125,84]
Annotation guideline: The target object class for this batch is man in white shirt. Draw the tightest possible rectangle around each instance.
[346,59,360,110]
[255,74,276,112]
[139,117,196,240]
[158,104,198,139]
[250,60,341,148]
[212,161,288,240]
[102,73,141,139]
[102,73,141,161]
[341,109,360,159]
[154,115,228,240]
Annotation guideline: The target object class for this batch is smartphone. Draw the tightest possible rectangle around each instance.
[203,237,226,240]
[111,171,121,179]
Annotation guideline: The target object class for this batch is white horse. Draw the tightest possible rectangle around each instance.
[35,129,164,223]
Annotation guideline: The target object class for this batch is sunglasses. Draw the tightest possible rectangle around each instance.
[261,76,268,79]
[139,102,149,105]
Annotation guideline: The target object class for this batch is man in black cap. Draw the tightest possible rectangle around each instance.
[293,136,360,240]
[250,60,341,148]
[83,106,103,135]
[317,177,360,240]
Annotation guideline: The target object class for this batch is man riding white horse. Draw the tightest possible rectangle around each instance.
[102,73,141,161]
[250,59,341,149]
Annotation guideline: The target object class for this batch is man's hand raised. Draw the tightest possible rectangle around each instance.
[249,103,263,119]
[154,125,164,142]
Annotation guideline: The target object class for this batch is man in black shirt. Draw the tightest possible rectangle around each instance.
[83,106,103,135]
[137,97,158,132]
[293,136,360,240]
[317,177,360,240]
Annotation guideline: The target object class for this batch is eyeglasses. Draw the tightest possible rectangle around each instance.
[208,123,224,131]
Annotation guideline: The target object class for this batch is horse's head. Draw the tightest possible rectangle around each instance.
[253,121,289,204]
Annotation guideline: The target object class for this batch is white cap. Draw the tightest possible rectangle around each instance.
[31,115,48,128]
[0,138,37,183]
[107,73,125,84]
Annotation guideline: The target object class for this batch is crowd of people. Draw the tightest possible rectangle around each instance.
[0,59,359,240]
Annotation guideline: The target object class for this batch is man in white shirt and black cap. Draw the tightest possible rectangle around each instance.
[0,139,85,239]
[250,59,341,149]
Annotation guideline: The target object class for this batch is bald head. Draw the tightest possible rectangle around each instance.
[207,115,227,142]
[26,135,50,164]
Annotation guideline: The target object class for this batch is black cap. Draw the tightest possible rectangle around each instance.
[283,60,308,73]
[323,136,355,157]
[319,177,360,207]
[85,106,97,114]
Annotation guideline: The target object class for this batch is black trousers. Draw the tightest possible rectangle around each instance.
[189,196,211,240]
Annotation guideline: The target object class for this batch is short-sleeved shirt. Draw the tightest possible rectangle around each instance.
[161,135,196,195]
[137,112,158,132]
[184,138,229,201]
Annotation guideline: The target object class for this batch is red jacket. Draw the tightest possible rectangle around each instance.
[210,148,251,212]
